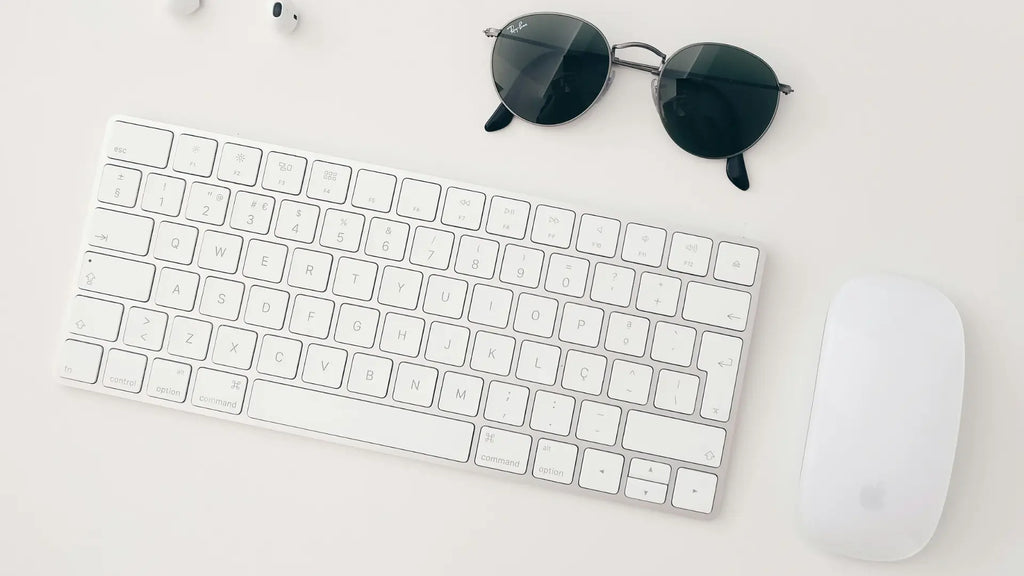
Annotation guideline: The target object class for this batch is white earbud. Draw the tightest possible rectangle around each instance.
[271,2,299,34]
[168,0,201,16]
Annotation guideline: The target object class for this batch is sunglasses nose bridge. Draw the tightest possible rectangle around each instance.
[611,42,667,76]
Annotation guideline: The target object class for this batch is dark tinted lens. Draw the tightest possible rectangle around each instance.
[491,14,610,125]
[657,44,780,159]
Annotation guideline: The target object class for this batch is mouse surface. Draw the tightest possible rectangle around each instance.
[799,275,964,562]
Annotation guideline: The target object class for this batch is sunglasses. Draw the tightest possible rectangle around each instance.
[483,12,793,190]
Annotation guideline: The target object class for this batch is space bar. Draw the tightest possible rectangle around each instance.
[247,380,475,462]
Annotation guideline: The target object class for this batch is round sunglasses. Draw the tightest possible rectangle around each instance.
[483,12,793,190]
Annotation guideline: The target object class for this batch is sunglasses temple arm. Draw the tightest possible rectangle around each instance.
[726,154,750,191]
[485,103,515,132]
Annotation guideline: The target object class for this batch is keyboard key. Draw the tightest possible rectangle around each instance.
[650,322,697,366]
[347,353,393,397]
[438,372,483,416]
[516,343,561,379]
[558,303,603,347]
[377,266,423,310]
[198,276,244,320]
[88,209,153,256]
[622,223,666,267]
[628,458,671,484]
[605,312,649,357]
[67,296,123,342]
[409,227,454,270]
[470,331,515,376]
[424,322,470,366]
[106,121,172,168]
[697,332,743,422]
[79,252,155,302]
[58,339,103,384]
[167,316,212,360]
[218,143,262,186]
[608,360,653,405]
[140,173,185,216]
[714,242,760,286]
[636,272,681,316]
[306,161,351,204]
[576,401,621,446]
[468,285,513,328]
[484,381,530,426]
[331,257,378,300]
[393,363,438,407]
[275,200,320,243]
[153,222,198,265]
[262,151,307,195]
[352,169,396,212]
[173,134,217,177]
[301,344,347,388]
[476,426,531,474]
[422,275,468,319]
[257,334,302,379]
[248,380,475,462]
[544,254,589,297]
[672,468,718,514]
[97,164,141,207]
[287,248,332,292]
[320,209,364,252]
[485,196,530,239]
[197,230,243,274]
[101,349,147,393]
[561,351,606,395]
[579,449,623,494]
[529,390,574,435]
[289,295,334,338]
[365,218,409,261]
[499,244,544,288]
[192,368,247,414]
[335,304,379,348]
[146,358,191,403]
[513,294,558,338]
[668,233,713,276]
[591,263,634,307]
[212,325,257,370]
[682,282,751,331]
[576,214,620,257]
[654,370,700,414]
[379,313,425,357]
[396,179,441,221]
[186,182,230,225]
[531,205,575,248]
[622,411,726,468]
[155,268,199,310]
[242,239,287,282]
[454,236,499,279]
[533,439,578,484]
[122,307,167,351]
[442,187,486,230]
[244,285,289,329]
[625,477,667,504]
[230,191,275,234]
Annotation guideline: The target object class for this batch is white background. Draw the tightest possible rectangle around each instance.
[1,0,1021,574]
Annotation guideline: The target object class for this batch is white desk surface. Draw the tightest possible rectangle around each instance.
[1,0,1021,574]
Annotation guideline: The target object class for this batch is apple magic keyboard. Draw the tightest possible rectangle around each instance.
[56,117,764,518]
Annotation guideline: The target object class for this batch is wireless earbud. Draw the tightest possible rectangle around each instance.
[168,0,201,16]
[271,2,299,34]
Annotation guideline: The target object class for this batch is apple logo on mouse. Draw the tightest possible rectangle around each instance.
[859,482,886,511]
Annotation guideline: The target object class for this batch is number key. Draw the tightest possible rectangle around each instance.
[409,227,455,269]
[185,182,230,225]
[320,209,365,252]
[275,200,320,243]
[364,218,410,261]
[230,191,275,234]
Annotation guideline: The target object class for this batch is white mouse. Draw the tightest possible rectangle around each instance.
[799,275,964,562]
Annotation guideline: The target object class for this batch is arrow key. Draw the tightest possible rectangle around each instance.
[579,448,623,494]
[627,457,671,484]
[123,307,168,351]
[625,477,668,504]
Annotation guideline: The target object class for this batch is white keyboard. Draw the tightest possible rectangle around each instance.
[57,117,764,518]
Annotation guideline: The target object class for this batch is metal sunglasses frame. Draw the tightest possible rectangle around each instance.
[483,12,794,190]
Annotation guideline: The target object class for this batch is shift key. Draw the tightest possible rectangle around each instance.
[79,252,155,302]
